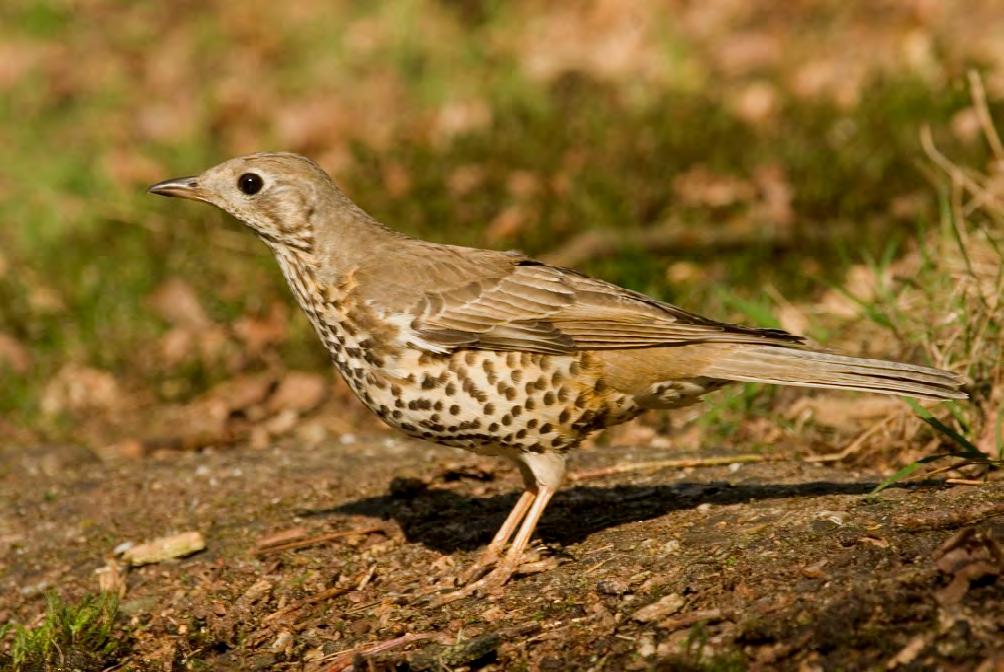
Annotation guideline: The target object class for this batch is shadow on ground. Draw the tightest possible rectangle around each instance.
[334,479,906,552]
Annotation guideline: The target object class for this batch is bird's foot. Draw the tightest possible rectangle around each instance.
[431,562,517,607]
[456,546,504,585]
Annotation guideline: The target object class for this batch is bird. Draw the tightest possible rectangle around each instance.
[149,152,966,601]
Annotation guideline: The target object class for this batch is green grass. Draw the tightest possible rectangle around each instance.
[0,592,123,671]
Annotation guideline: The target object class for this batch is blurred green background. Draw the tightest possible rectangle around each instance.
[1,0,1002,437]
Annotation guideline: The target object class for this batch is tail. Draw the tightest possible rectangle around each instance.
[701,345,967,400]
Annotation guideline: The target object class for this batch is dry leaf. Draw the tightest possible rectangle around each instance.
[233,302,289,355]
[633,592,685,622]
[268,371,328,414]
[41,365,123,416]
[0,332,30,373]
[123,532,206,566]
[148,278,212,329]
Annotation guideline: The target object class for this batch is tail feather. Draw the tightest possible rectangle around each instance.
[702,345,967,400]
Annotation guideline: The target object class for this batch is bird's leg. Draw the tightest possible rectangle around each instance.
[458,488,536,585]
[434,485,556,604]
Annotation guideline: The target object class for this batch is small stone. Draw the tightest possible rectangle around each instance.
[633,593,685,622]
[596,578,630,596]
[637,633,656,658]
[123,531,205,566]
[112,541,134,556]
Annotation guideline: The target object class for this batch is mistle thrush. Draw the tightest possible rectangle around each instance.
[149,153,966,600]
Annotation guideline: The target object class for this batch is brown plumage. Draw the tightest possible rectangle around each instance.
[149,152,966,601]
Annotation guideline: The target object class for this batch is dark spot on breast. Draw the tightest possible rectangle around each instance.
[511,405,522,418]
[445,382,457,395]
[515,428,527,440]
[539,423,553,434]
[525,398,536,411]
[421,374,437,390]
[595,379,607,393]
[464,352,477,366]
[569,361,581,375]
[501,415,512,426]
[434,400,443,411]
[557,387,570,402]
[559,409,570,423]
[488,422,500,432]
[527,418,538,429]
[449,404,460,415]
[543,392,556,405]
[483,403,495,415]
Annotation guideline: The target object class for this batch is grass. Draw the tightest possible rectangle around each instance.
[0,592,123,671]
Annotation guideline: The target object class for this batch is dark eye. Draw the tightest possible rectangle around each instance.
[238,173,263,195]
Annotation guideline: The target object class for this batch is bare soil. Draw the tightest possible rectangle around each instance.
[2,433,1002,671]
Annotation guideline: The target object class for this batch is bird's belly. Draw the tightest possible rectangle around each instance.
[354,348,641,453]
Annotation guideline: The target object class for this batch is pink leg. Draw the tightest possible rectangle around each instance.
[434,485,556,604]
[458,489,536,584]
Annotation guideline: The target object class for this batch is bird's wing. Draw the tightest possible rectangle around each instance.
[392,255,804,355]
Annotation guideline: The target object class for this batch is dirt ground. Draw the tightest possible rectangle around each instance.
[2,427,1002,671]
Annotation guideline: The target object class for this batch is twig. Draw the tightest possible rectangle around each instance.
[263,586,351,623]
[945,478,986,486]
[322,632,444,671]
[254,526,386,555]
[568,454,776,482]
[968,70,1004,161]
[805,415,896,463]
[920,125,1004,215]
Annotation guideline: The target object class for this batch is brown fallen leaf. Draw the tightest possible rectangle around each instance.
[201,373,277,415]
[0,332,30,373]
[148,277,212,329]
[267,371,328,414]
[233,301,289,355]
[123,532,206,566]
[932,527,1003,606]
[95,560,127,597]
[40,364,123,416]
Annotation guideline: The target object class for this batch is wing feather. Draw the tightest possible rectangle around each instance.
[399,256,803,354]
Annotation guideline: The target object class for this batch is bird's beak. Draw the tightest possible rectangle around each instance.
[147,176,203,200]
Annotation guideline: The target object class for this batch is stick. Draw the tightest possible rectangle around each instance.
[322,632,443,671]
[568,454,775,482]
[254,526,386,555]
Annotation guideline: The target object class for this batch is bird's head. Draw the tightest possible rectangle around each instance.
[148,152,337,251]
